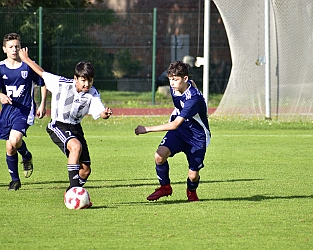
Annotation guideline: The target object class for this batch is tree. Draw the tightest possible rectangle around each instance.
[1,0,118,89]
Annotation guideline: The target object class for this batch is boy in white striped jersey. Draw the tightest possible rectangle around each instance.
[19,47,112,198]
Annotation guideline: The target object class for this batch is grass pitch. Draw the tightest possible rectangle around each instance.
[0,116,312,249]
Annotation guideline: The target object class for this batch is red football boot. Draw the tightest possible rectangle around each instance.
[187,189,199,202]
[147,184,172,201]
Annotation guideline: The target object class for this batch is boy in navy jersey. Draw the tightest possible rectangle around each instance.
[135,61,210,202]
[0,33,46,190]
[19,47,112,203]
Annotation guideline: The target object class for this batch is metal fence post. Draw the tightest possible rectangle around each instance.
[151,7,157,105]
[38,7,43,66]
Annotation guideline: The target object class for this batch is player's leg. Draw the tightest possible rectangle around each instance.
[75,125,91,187]
[147,131,182,201]
[155,145,171,185]
[79,162,91,186]
[46,122,81,190]
[66,137,83,189]
[6,139,21,190]
[186,170,200,202]
[185,148,206,202]
[146,145,173,201]
[11,120,33,178]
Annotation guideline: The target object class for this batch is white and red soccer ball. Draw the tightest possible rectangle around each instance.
[64,187,92,209]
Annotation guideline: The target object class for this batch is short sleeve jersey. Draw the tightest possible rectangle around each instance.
[0,60,44,125]
[42,72,105,124]
[170,81,210,149]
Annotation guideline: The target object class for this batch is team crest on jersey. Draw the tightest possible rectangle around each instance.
[21,71,28,79]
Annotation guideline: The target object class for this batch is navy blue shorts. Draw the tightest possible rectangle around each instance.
[160,130,206,171]
[0,115,30,140]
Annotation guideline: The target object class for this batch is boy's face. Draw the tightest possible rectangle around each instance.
[74,76,94,93]
[3,39,21,61]
[168,75,189,94]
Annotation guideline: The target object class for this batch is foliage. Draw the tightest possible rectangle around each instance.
[0,0,100,8]
[42,8,117,79]
[0,1,117,83]
[113,49,143,78]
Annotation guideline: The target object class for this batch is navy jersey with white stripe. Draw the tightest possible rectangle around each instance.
[170,81,210,150]
[0,60,44,125]
[42,72,105,124]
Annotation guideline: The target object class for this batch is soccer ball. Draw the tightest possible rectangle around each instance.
[64,187,92,209]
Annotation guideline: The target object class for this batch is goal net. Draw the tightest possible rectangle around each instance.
[212,0,313,121]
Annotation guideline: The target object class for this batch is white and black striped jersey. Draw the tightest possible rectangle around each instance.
[42,72,105,124]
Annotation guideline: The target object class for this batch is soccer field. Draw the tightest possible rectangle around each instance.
[0,116,312,249]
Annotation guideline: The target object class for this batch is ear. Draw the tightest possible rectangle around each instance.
[183,75,189,82]
[2,46,6,54]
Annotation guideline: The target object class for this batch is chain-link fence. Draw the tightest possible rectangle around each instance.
[0,6,230,93]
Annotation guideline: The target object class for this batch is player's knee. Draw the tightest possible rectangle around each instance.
[154,152,166,165]
[6,144,16,155]
[8,138,21,149]
[67,140,82,155]
[155,146,171,165]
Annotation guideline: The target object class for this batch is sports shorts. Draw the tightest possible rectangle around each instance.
[159,130,206,171]
[46,120,91,164]
[0,114,30,140]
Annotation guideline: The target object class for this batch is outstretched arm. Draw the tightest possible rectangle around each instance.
[19,47,47,118]
[135,116,185,135]
[19,47,45,77]
[36,84,47,119]
[100,107,113,119]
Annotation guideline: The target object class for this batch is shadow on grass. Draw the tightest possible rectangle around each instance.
[207,194,313,202]
[0,178,264,190]
[115,194,313,207]
[86,178,264,189]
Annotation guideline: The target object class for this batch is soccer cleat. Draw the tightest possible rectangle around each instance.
[22,158,33,178]
[8,180,21,191]
[147,184,172,201]
[186,189,199,202]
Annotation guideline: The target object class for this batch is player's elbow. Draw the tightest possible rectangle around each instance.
[171,122,181,130]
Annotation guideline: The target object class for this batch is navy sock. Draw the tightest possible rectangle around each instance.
[68,164,80,188]
[17,140,32,161]
[187,176,200,191]
[6,154,19,181]
[156,161,170,186]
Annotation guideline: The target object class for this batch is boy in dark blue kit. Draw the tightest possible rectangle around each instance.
[0,33,46,190]
[135,61,211,201]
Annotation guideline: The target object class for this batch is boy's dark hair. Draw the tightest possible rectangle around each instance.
[167,61,189,78]
[3,33,21,47]
[75,61,95,81]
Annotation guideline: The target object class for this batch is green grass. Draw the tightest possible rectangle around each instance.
[41,90,223,109]
[0,116,312,249]
[100,90,223,108]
